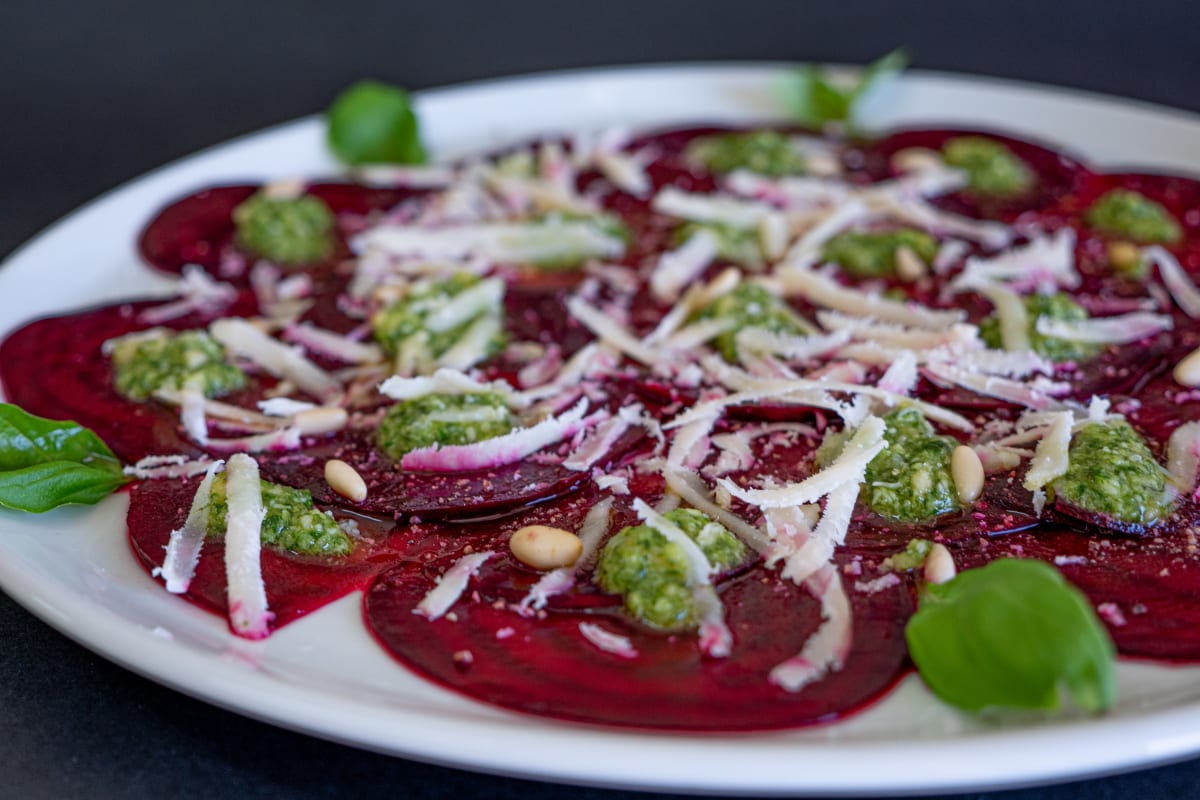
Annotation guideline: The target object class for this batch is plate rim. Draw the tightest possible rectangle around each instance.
[3,61,1200,796]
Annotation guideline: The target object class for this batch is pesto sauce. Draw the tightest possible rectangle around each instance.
[376,391,514,460]
[1085,189,1182,244]
[684,130,807,177]
[883,538,934,572]
[696,283,813,361]
[232,192,336,264]
[821,228,937,278]
[675,221,764,269]
[371,271,506,366]
[979,292,1100,363]
[206,474,352,556]
[820,408,960,522]
[941,136,1034,197]
[595,508,745,630]
[533,212,631,270]
[1051,420,1171,527]
[110,330,246,401]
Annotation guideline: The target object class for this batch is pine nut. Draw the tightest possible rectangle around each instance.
[924,543,957,584]
[324,458,367,502]
[1175,345,1200,388]
[1106,240,1142,274]
[294,406,348,435]
[894,244,928,282]
[951,444,985,504]
[510,525,583,570]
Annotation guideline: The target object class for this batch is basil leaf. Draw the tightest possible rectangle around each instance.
[784,48,909,128]
[0,403,128,513]
[327,80,427,166]
[905,558,1116,713]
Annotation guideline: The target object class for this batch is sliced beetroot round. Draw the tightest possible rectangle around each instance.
[137,182,421,280]
[865,127,1090,221]
[364,541,914,732]
[0,294,258,463]
[950,517,1200,661]
[126,476,398,633]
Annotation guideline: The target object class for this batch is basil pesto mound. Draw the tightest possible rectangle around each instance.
[1085,189,1182,244]
[676,221,765,269]
[596,508,746,630]
[109,330,246,401]
[376,392,515,460]
[1051,420,1173,532]
[822,228,937,279]
[695,283,812,361]
[684,130,809,177]
[979,292,1100,363]
[207,473,352,556]
[819,407,960,522]
[942,136,1034,197]
[232,191,337,264]
[372,272,507,372]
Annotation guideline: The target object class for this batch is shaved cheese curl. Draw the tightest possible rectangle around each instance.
[578,622,639,659]
[223,454,273,639]
[1146,246,1200,318]
[770,565,853,692]
[160,460,224,593]
[1023,411,1074,492]
[210,317,341,402]
[414,552,494,620]
[1035,312,1173,344]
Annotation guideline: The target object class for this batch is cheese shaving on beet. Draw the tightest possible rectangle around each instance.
[210,317,341,402]
[578,622,639,659]
[1035,312,1174,344]
[159,460,224,593]
[414,552,495,620]
[770,565,853,692]
[223,454,273,639]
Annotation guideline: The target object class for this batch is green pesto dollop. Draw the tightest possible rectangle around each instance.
[1085,189,1181,244]
[371,272,506,370]
[819,407,959,522]
[110,330,246,402]
[376,391,514,460]
[207,474,351,556]
[696,283,813,361]
[821,228,937,278]
[978,292,1100,363]
[232,192,336,265]
[684,130,808,177]
[675,221,764,269]
[883,538,934,572]
[941,136,1034,197]
[595,508,746,630]
[1051,420,1171,528]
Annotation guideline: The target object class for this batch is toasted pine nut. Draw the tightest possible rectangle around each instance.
[262,178,306,199]
[924,542,957,584]
[891,147,942,174]
[294,407,348,435]
[894,245,928,283]
[325,458,367,502]
[1175,345,1200,388]
[951,445,985,504]
[510,525,583,570]
[1106,240,1141,274]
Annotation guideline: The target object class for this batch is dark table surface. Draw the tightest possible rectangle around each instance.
[4,1,1200,797]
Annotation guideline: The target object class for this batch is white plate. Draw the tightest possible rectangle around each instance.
[3,64,1200,797]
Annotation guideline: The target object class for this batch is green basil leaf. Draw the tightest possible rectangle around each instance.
[905,559,1116,713]
[0,403,128,513]
[326,80,427,166]
[784,48,909,128]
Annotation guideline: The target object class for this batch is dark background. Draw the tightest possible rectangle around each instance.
[4,1,1200,797]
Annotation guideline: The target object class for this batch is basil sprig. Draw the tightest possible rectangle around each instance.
[0,403,129,513]
[784,48,909,129]
[327,80,427,166]
[906,559,1116,713]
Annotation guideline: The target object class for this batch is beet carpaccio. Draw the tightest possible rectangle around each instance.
[2,122,1199,732]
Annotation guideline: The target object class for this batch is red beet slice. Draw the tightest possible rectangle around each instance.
[126,476,399,633]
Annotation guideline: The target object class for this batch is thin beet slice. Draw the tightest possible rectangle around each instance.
[950,516,1200,661]
[864,127,1090,221]
[365,535,914,732]
[126,476,399,633]
[137,182,421,280]
[0,295,258,463]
